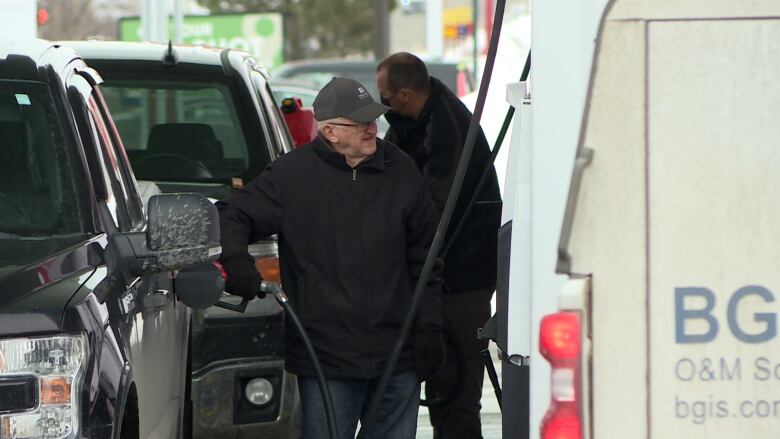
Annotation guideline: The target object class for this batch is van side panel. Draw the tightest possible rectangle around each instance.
[566,19,649,439]
[648,18,780,437]
[564,2,780,438]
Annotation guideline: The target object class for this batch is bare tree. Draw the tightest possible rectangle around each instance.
[199,0,394,60]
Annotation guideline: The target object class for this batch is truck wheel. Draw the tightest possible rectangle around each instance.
[120,388,140,439]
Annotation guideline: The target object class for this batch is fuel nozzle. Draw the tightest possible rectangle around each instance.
[260,281,288,303]
[206,263,287,313]
[210,260,252,313]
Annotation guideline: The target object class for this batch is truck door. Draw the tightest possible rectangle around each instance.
[69,71,188,438]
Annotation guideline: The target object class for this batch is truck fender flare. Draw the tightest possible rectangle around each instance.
[111,364,134,439]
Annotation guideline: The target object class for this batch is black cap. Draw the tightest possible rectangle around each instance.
[313,77,390,123]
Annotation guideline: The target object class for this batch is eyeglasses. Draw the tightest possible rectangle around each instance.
[328,121,376,130]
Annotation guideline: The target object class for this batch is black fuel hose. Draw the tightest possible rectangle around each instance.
[424,50,531,408]
[442,49,531,259]
[260,281,339,439]
[356,1,508,436]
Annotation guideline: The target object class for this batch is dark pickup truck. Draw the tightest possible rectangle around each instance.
[0,40,219,438]
[67,41,299,438]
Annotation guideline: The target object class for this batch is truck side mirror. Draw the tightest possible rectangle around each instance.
[109,193,221,277]
[146,193,219,251]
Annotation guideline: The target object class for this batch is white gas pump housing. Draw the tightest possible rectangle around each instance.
[498,0,608,437]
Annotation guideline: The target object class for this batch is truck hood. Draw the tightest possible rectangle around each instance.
[0,236,102,335]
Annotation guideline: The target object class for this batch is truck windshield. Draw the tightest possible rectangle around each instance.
[0,81,87,238]
[100,81,250,183]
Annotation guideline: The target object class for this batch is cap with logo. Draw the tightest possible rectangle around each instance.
[313,77,390,123]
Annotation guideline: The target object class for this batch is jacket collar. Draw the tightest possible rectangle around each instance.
[311,134,388,172]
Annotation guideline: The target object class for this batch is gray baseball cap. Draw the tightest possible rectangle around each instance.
[313,77,390,123]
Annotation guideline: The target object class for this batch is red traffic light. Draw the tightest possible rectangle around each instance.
[37,8,49,26]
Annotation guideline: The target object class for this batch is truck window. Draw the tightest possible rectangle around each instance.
[67,73,130,232]
[251,70,294,156]
[250,70,293,155]
[83,95,136,232]
[0,82,87,236]
[90,88,145,230]
[99,81,251,183]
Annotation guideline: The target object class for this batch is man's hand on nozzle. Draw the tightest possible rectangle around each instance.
[220,254,265,300]
[413,330,446,382]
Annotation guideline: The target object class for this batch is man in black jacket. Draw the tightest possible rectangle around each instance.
[217,77,445,439]
[377,52,502,439]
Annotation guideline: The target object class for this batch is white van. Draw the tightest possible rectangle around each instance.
[498,0,780,438]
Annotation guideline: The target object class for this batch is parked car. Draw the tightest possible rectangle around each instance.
[67,41,299,438]
[400,0,426,13]
[271,58,475,99]
[0,40,219,438]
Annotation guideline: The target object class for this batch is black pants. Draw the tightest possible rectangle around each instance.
[427,288,493,439]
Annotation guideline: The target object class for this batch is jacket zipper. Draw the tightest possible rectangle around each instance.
[350,166,370,370]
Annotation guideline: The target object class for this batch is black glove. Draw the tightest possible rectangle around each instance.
[413,330,446,382]
[221,254,264,300]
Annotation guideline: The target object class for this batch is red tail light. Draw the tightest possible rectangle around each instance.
[542,403,581,439]
[540,312,580,363]
[540,312,582,439]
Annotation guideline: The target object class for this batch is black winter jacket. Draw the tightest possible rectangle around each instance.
[385,77,501,294]
[217,136,443,378]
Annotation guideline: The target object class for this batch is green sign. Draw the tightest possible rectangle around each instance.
[119,13,284,68]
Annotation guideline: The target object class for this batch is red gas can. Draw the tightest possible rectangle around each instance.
[280,97,317,148]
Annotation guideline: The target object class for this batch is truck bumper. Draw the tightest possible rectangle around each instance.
[192,359,299,438]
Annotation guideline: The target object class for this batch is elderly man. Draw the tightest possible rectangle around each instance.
[217,77,445,439]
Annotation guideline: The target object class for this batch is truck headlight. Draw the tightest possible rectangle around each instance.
[0,334,86,439]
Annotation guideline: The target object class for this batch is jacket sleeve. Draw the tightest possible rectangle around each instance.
[421,107,463,220]
[217,165,283,261]
[406,179,444,332]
